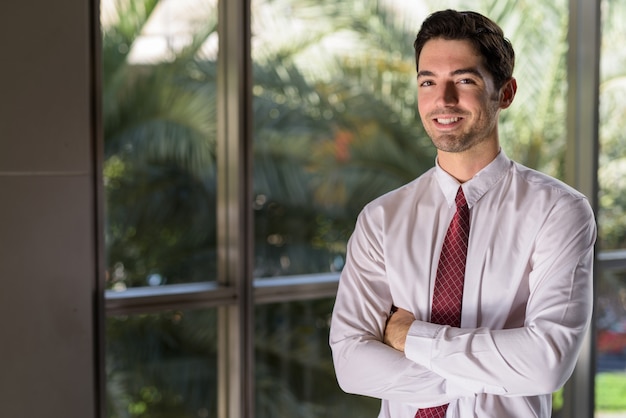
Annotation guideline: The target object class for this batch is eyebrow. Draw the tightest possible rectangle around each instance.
[417,68,484,79]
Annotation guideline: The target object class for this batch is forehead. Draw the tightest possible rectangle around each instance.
[418,38,485,73]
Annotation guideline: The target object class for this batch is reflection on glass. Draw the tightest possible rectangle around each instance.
[597,0,626,415]
[255,299,379,417]
[102,0,219,289]
[106,310,218,418]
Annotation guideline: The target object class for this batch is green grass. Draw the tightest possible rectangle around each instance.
[596,372,626,411]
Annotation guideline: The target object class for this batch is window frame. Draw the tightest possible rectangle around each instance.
[563,0,601,416]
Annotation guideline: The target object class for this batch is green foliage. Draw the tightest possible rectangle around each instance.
[552,387,564,412]
[104,0,578,285]
[251,0,436,273]
[598,0,626,250]
[106,310,218,418]
[103,0,219,287]
[103,0,626,416]
[596,373,626,411]
[255,300,380,417]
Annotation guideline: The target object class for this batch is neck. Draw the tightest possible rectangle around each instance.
[437,142,500,183]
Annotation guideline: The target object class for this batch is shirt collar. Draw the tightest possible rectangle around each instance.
[435,150,511,209]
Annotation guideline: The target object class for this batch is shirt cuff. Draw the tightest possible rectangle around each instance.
[404,321,507,396]
[404,321,444,369]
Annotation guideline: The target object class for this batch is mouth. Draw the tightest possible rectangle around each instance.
[435,116,462,125]
[432,115,465,128]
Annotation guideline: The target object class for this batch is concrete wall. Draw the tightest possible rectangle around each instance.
[0,0,99,416]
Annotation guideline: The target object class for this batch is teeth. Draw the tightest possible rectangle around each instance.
[437,117,460,125]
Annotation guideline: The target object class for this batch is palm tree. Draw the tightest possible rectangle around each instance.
[251,0,436,276]
[103,0,219,288]
[102,0,586,416]
[103,1,222,417]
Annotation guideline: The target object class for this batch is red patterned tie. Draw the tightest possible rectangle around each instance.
[415,187,470,418]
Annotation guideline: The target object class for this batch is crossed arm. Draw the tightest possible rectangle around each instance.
[384,307,417,351]
[330,197,596,405]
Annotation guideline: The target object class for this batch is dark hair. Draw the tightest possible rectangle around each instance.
[413,10,515,89]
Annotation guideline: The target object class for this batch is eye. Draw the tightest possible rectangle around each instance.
[458,78,476,85]
[419,80,434,87]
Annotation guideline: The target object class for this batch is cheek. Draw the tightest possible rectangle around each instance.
[417,96,429,117]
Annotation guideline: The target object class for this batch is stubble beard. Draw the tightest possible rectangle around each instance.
[430,131,479,153]
[425,121,488,154]
[425,100,500,154]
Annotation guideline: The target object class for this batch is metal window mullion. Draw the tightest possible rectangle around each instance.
[104,284,237,315]
[217,0,254,417]
[564,0,601,417]
[253,273,340,305]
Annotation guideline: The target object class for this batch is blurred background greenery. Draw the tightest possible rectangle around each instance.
[102,0,626,416]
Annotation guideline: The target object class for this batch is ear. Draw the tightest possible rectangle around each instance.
[499,77,517,109]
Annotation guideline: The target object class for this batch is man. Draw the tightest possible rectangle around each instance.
[329,9,596,417]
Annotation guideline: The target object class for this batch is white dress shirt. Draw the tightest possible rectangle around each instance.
[329,151,596,417]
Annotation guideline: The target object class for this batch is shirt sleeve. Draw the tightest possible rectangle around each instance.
[404,196,596,396]
[329,206,475,405]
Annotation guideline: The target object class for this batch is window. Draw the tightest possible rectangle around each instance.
[106,310,218,417]
[102,0,603,417]
[102,0,221,416]
[102,0,219,290]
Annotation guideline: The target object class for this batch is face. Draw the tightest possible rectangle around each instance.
[417,38,513,154]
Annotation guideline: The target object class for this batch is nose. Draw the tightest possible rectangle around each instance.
[436,81,459,106]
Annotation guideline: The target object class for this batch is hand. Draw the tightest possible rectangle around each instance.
[383,307,415,352]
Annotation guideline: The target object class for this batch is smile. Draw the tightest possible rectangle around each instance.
[435,117,461,125]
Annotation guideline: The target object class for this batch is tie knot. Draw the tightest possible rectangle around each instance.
[455,187,467,209]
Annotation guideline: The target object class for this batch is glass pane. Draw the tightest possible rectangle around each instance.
[102,0,219,289]
[255,299,379,417]
[250,0,569,277]
[106,310,218,418]
[251,0,433,279]
[597,0,626,415]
